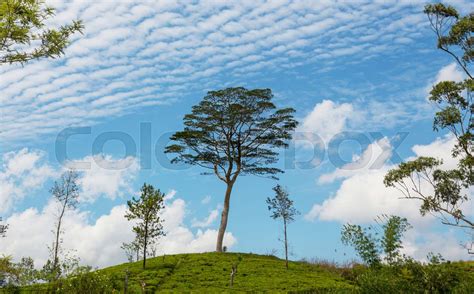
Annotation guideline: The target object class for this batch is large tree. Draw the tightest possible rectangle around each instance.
[49,170,80,279]
[125,183,165,269]
[384,4,473,231]
[0,0,83,64]
[166,87,298,252]
[266,185,299,269]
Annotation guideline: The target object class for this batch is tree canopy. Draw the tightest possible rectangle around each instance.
[125,183,165,269]
[0,0,83,64]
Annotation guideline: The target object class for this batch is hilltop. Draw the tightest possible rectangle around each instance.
[23,252,355,293]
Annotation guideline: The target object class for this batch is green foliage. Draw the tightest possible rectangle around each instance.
[0,0,83,64]
[378,215,412,265]
[125,183,165,269]
[15,258,37,286]
[424,3,473,68]
[341,215,411,267]
[39,254,87,283]
[355,260,474,294]
[21,271,116,294]
[385,3,473,230]
[266,185,299,222]
[166,87,298,182]
[0,256,19,286]
[341,224,380,267]
[12,253,474,293]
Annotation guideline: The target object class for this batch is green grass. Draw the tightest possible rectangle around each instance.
[22,252,356,293]
[103,252,355,292]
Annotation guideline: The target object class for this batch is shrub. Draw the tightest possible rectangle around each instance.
[355,260,474,293]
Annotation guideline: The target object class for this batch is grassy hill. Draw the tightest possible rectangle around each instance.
[15,253,474,293]
[23,252,355,293]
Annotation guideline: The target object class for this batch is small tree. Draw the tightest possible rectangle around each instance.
[166,87,298,252]
[125,183,165,269]
[49,170,79,280]
[341,224,381,267]
[384,3,473,232]
[378,215,411,265]
[266,185,299,269]
[121,240,141,263]
[17,257,38,286]
[0,0,83,64]
[341,215,411,267]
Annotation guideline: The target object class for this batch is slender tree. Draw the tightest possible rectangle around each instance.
[166,87,298,252]
[125,183,165,269]
[0,0,83,64]
[342,215,411,267]
[384,4,473,231]
[266,185,299,269]
[49,170,79,279]
[121,240,141,263]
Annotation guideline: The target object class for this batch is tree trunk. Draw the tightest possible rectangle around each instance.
[52,201,67,277]
[216,182,234,252]
[284,218,288,269]
[143,223,148,269]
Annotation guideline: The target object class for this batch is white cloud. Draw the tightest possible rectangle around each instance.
[306,135,473,260]
[0,150,141,210]
[192,208,219,228]
[0,149,57,213]
[401,229,471,262]
[0,192,236,269]
[424,63,465,97]
[298,100,357,147]
[434,63,464,84]
[410,135,458,169]
[306,167,426,224]
[306,135,470,225]
[201,195,212,204]
[164,189,177,201]
[66,155,140,203]
[318,137,392,184]
[0,1,434,144]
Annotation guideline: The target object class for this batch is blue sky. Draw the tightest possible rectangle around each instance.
[0,0,473,268]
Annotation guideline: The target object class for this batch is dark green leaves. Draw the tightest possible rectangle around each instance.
[266,185,299,223]
[166,87,298,183]
[0,0,83,64]
[384,157,442,187]
[125,183,165,252]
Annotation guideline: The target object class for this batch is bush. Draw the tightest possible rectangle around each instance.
[354,260,474,294]
[24,271,118,294]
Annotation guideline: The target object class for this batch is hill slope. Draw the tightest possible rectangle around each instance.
[20,253,353,293]
[100,252,354,292]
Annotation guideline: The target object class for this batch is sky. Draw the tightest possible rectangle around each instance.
[0,0,473,269]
